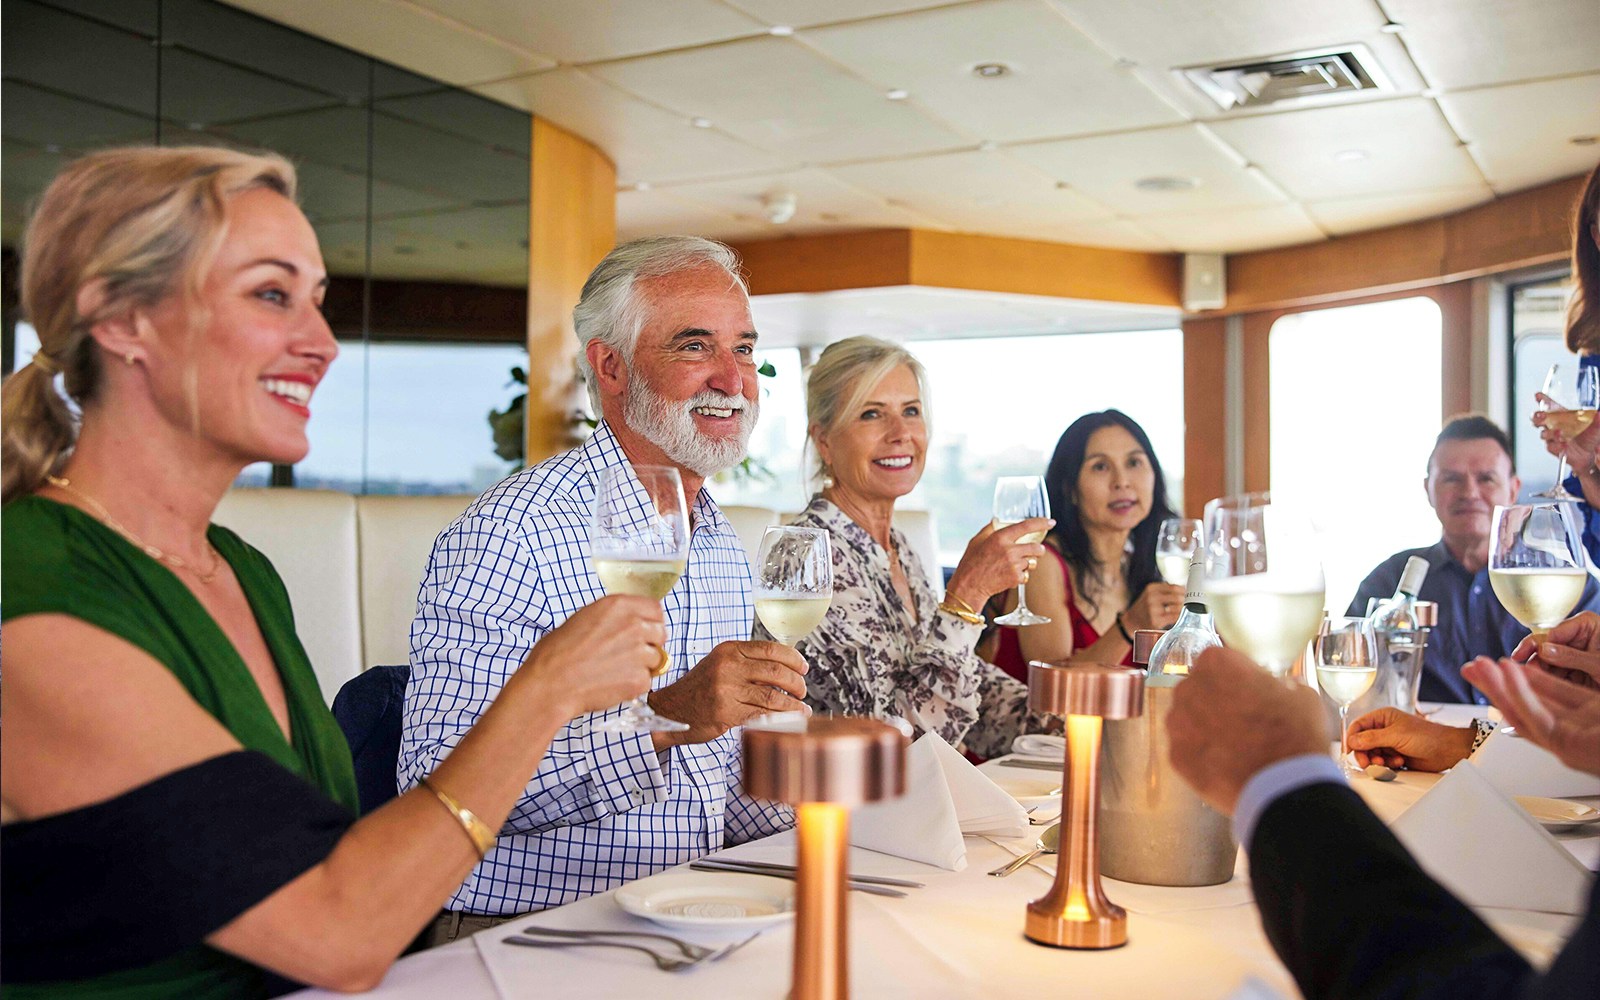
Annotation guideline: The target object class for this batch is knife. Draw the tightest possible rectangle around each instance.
[688,861,908,897]
[695,857,924,888]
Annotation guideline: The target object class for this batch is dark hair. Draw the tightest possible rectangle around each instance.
[1566,158,1600,354]
[1426,413,1512,475]
[1043,409,1177,618]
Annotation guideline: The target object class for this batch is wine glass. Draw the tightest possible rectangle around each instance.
[754,526,833,646]
[1156,517,1203,585]
[1488,502,1588,641]
[590,464,690,733]
[1202,492,1326,679]
[991,475,1052,626]
[1314,616,1377,771]
[1532,363,1600,500]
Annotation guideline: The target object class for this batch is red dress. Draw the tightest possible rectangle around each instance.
[990,547,1133,683]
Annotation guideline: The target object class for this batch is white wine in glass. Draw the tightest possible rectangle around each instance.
[1314,616,1377,771]
[754,526,834,646]
[1156,517,1202,586]
[1532,363,1600,501]
[590,464,691,734]
[992,475,1052,626]
[1203,492,1326,679]
[1489,502,1589,637]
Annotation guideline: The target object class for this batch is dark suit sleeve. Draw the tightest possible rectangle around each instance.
[1249,783,1536,1000]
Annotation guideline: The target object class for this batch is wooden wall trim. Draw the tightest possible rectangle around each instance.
[731,230,913,295]
[1182,316,1227,518]
[1239,313,1272,495]
[525,116,616,465]
[1223,174,1584,314]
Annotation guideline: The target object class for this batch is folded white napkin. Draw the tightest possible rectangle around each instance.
[1470,728,1600,798]
[1390,761,1593,915]
[1010,734,1066,760]
[851,732,1031,870]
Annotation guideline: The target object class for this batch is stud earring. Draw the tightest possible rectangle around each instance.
[124,352,136,366]
[819,464,835,490]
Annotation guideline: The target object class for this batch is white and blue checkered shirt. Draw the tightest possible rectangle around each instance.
[400,421,793,914]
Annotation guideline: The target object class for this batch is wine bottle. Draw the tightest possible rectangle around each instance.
[1354,555,1429,715]
[1146,559,1222,681]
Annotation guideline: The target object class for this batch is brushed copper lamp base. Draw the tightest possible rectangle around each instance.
[1024,664,1144,951]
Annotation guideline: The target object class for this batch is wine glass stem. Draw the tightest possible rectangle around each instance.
[1556,452,1570,490]
[1016,581,1031,614]
[1338,704,1350,761]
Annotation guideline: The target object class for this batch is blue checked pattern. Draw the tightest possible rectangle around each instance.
[400,421,793,914]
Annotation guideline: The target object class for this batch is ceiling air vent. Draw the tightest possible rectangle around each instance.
[1181,44,1391,112]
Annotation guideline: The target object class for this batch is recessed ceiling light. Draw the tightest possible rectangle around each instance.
[1379,20,1404,33]
[1134,175,1200,192]
[972,62,1011,79]
[690,117,713,128]
[885,88,910,101]
[977,140,999,152]
[1571,135,1600,147]
[768,25,794,36]
[1334,149,1369,162]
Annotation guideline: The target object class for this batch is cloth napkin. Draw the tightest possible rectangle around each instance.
[1470,728,1600,798]
[851,732,1029,870]
[1009,734,1066,761]
[1390,760,1593,915]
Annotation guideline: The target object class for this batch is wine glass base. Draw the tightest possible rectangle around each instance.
[593,707,690,734]
[994,608,1052,626]
[1529,485,1584,502]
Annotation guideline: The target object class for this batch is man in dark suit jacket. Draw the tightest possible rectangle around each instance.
[1165,646,1597,1000]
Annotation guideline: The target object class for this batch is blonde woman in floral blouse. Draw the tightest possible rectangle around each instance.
[757,337,1056,759]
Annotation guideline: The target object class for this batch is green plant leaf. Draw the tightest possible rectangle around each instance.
[757,361,777,378]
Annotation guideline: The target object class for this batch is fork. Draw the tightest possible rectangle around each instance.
[503,935,698,971]
[516,926,763,964]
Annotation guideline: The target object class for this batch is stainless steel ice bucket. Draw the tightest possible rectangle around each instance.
[1098,630,1236,886]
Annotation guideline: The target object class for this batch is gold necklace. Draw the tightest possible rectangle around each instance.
[45,475,222,584]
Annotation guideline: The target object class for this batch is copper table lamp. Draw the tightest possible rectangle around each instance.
[1024,662,1146,949]
[743,717,908,1000]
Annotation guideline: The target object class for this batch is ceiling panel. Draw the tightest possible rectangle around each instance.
[1439,75,1600,193]
[1207,98,1483,200]
[1135,202,1325,252]
[588,35,971,162]
[657,168,938,233]
[802,0,1183,143]
[615,187,772,243]
[1303,186,1493,237]
[726,0,968,28]
[473,69,789,185]
[1383,0,1600,90]
[1008,124,1287,215]
[407,0,765,64]
[829,149,1114,230]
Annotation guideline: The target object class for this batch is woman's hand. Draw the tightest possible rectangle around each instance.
[1463,656,1600,777]
[1511,609,1600,690]
[1346,707,1475,772]
[943,517,1052,611]
[517,595,661,718]
[1120,581,1185,633]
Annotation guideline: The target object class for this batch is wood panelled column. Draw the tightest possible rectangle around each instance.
[1182,316,1227,518]
[1240,313,1273,495]
[1432,280,1474,420]
[526,117,616,465]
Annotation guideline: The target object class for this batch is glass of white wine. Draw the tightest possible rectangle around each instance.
[991,475,1052,626]
[1314,616,1377,771]
[1488,502,1589,642]
[1533,363,1600,501]
[1156,517,1203,585]
[754,526,833,646]
[590,464,690,734]
[1203,492,1326,679]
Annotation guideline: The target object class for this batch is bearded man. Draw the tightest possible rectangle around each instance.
[401,237,807,943]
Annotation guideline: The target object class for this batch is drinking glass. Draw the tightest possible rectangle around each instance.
[992,475,1052,626]
[1314,616,1377,770]
[1202,492,1326,678]
[754,526,834,646]
[1156,517,1203,585]
[590,464,690,733]
[1532,363,1600,501]
[1488,502,1589,640]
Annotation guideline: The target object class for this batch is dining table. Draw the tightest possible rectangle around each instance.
[291,705,1596,999]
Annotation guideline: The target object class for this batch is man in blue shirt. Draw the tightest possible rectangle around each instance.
[1348,415,1564,703]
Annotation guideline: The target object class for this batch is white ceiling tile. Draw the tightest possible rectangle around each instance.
[1303,186,1495,236]
[726,0,973,29]
[1136,203,1325,252]
[657,168,940,231]
[407,0,765,64]
[801,0,1183,143]
[587,36,970,162]
[1439,76,1600,193]
[1384,0,1600,89]
[473,69,790,184]
[828,149,1114,227]
[224,0,555,84]
[616,187,779,243]
[1206,98,1483,200]
[1008,124,1287,214]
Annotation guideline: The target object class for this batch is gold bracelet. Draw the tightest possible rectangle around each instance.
[939,598,986,626]
[421,777,497,859]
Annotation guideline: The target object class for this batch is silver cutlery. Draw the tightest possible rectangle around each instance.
[694,858,924,888]
[688,860,908,897]
[987,822,1061,877]
[1002,757,1066,771]
[515,925,756,961]
[503,935,698,971]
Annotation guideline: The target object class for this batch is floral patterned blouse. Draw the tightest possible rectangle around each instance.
[756,495,1049,759]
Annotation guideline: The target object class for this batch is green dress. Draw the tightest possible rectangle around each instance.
[1,495,360,999]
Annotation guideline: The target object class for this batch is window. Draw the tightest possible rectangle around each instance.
[1508,275,1577,496]
[1269,297,1442,614]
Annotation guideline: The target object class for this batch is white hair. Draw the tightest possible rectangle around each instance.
[573,235,747,413]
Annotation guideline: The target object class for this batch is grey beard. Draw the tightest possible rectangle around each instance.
[623,380,758,478]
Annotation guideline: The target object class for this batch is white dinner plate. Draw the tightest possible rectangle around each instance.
[987,758,1062,803]
[1514,795,1600,832]
[613,871,796,930]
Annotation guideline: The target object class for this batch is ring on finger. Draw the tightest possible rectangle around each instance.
[1021,570,1032,584]
[1026,556,1038,570]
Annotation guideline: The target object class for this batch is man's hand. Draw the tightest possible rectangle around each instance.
[1463,656,1600,777]
[647,640,808,750]
[1510,610,1600,690]
[1345,707,1474,772]
[1165,647,1330,816]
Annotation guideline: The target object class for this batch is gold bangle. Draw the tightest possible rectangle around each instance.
[939,600,986,626]
[942,592,980,617]
[421,777,497,859]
